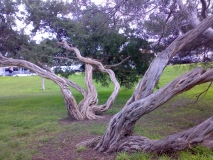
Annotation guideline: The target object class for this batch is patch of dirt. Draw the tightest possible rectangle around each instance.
[58,114,113,125]
[33,115,116,160]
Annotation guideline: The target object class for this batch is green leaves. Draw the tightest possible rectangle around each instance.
[0,0,153,88]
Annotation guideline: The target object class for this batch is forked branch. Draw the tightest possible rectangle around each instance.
[59,41,120,113]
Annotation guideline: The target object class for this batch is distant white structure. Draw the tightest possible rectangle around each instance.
[51,64,83,73]
[0,66,36,76]
[0,67,4,76]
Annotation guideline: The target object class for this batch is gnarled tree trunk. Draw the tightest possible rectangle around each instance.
[78,63,99,120]
[60,41,120,112]
[87,15,213,153]
[0,42,120,120]
[0,55,84,120]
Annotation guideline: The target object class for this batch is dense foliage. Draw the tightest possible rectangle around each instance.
[22,0,154,88]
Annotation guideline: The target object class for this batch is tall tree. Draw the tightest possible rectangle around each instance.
[0,0,118,120]
[22,0,153,88]
[0,0,30,56]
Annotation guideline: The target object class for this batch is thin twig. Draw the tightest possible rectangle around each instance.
[193,81,212,104]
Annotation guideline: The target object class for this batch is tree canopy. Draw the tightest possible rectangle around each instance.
[6,0,153,88]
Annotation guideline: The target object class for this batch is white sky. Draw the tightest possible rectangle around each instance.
[91,0,106,5]
[15,0,108,42]
[33,0,108,42]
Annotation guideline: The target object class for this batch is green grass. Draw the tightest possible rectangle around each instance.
[0,65,213,159]
[0,74,132,159]
[0,76,65,160]
[76,146,87,152]
[116,152,153,160]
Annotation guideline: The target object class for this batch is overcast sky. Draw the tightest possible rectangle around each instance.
[17,0,108,42]
[91,0,106,5]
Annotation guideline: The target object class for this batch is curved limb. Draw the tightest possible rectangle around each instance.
[117,116,213,153]
[125,15,213,107]
[60,41,120,113]
[0,54,84,120]
[95,67,213,152]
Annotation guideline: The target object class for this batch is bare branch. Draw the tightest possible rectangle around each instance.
[91,0,126,35]
[200,0,207,18]
[36,60,54,73]
[0,35,9,41]
[104,56,131,69]
[177,0,213,40]
[156,2,176,46]
[193,82,212,104]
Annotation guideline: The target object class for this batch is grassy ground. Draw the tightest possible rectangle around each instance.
[0,65,213,160]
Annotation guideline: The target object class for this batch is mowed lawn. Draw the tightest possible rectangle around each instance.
[0,65,213,160]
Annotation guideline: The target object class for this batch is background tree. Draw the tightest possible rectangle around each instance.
[23,0,153,88]
[0,0,30,57]
[0,1,151,120]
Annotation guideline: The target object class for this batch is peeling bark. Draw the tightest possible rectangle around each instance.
[92,15,213,153]
[95,67,213,152]
[117,116,213,153]
[78,63,100,119]
[60,41,120,115]
[125,15,213,107]
[0,54,84,120]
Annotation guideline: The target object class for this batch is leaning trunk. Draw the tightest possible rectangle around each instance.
[93,15,213,153]
[125,15,213,107]
[95,67,213,152]
[0,54,84,120]
[60,85,83,120]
